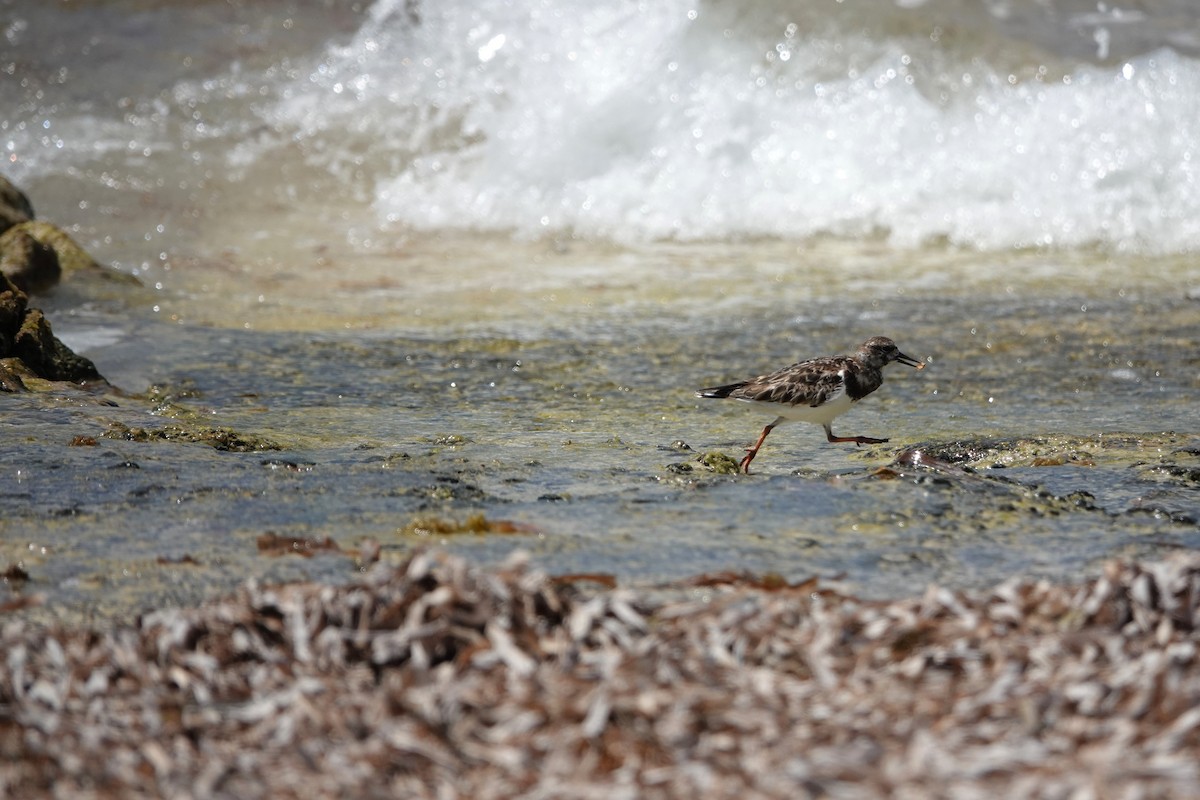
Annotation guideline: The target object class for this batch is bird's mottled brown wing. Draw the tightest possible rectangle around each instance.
[728,355,853,407]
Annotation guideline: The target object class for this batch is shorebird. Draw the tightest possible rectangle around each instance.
[696,336,924,474]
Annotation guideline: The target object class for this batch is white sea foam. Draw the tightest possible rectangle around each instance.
[6,0,1200,256]
[246,0,1200,253]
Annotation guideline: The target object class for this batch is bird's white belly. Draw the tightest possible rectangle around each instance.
[739,390,854,426]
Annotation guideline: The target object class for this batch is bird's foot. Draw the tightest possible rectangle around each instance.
[853,436,889,446]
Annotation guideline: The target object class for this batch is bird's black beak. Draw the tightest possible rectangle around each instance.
[895,351,924,370]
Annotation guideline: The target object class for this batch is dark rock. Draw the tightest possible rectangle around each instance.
[0,202,31,236]
[0,220,97,274]
[0,174,35,219]
[0,272,105,384]
[0,175,34,236]
[0,358,28,392]
[13,307,103,383]
[0,220,139,285]
[0,228,61,294]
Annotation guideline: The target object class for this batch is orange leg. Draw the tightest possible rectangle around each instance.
[740,423,775,474]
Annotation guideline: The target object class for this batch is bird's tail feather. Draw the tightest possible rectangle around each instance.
[696,381,748,399]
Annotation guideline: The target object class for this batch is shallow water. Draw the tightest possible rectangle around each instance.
[2,0,1200,624]
[3,252,1198,625]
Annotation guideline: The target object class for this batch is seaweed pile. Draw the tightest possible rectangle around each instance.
[3,549,1199,798]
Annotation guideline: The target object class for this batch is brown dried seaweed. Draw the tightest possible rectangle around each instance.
[2,550,1200,797]
[399,512,537,537]
[256,532,341,558]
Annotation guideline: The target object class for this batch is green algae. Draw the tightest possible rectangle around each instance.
[698,451,741,474]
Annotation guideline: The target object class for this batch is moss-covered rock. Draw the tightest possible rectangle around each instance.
[0,220,97,274]
[0,220,138,284]
[102,421,282,453]
[0,274,23,352]
[0,358,29,392]
[13,307,103,383]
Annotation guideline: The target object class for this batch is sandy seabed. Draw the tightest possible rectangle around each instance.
[2,548,1199,799]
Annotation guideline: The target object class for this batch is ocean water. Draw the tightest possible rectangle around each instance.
[2,0,1199,622]
[6,0,1200,259]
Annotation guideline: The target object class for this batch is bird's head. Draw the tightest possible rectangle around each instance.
[858,336,924,370]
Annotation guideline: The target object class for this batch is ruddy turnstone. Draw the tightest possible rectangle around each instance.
[697,336,924,474]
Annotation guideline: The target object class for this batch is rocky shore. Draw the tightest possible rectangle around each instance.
[3,548,1199,798]
[0,175,114,389]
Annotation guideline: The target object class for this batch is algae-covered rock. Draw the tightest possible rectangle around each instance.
[0,220,96,274]
[0,272,104,385]
[699,451,741,474]
[0,358,29,392]
[0,177,136,288]
[103,421,282,452]
[399,512,533,537]
[0,228,61,294]
[13,307,103,383]
[0,220,138,284]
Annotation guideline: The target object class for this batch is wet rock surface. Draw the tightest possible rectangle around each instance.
[102,421,282,453]
[892,433,1200,525]
[0,273,103,386]
[3,549,1200,798]
[0,177,114,384]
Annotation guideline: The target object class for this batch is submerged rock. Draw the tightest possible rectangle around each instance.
[903,434,1121,470]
